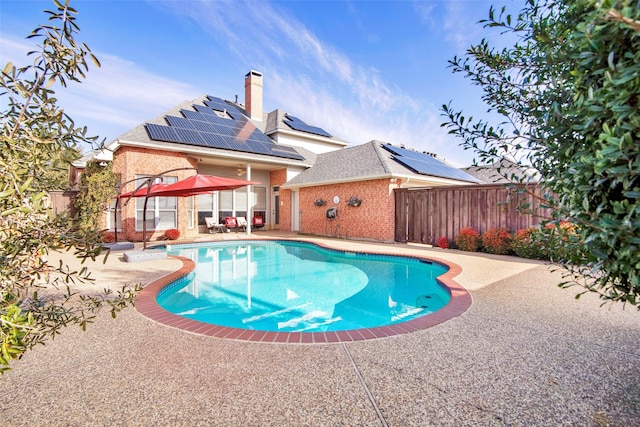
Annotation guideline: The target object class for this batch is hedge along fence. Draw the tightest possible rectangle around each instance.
[394,184,551,246]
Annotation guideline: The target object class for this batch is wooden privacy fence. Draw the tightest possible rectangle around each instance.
[394,184,550,245]
[47,190,77,217]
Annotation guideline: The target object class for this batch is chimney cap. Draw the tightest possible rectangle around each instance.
[245,70,263,78]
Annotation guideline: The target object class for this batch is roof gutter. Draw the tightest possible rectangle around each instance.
[281,173,476,189]
[114,138,313,168]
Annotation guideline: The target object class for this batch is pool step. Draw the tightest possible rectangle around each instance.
[123,249,167,263]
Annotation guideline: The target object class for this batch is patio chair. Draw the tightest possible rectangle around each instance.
[252,216,265,229]
[205,217,225,233]
[236,217,248,232]
[224,217,239,232]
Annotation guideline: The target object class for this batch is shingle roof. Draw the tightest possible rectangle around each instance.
[283,141,479,187]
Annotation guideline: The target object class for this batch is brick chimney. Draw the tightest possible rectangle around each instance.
[244,70,263,121]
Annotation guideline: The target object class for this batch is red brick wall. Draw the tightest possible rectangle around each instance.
[112,146,198,242]
[298,178,398,242]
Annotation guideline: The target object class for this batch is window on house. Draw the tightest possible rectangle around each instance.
[135,175,178,231]
[187,196,195,228]
[105,175,122,231]
[253,186,267,223]
[197,192,215,226]
[197,187,263,225]
[106,199,121,231]
[235,188,248,220]
[218,190,233,224]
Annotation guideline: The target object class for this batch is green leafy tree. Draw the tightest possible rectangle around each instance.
[442,0,639,307]
[0,0,138,373]
[74,159,119,232]
[42,144,82,191]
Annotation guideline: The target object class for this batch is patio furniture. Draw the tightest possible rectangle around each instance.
[205,217,225,233]
[236,217,248,232]
[252,216,265,229]
[224,217,239,232]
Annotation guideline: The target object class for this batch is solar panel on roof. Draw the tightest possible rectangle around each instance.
[211,124,234,138]
[382,144,434,162]
[200,132,230,149]
[173,127,205,145]
[145,124,179,142]
[193,105,218,117]
[204,100,227,110]
[204,97,246,117]
[206,96,227,106]
[285,114,301,122]
[283,114,332,138]
[284,120,332,138]
[381,143,479,183]
[190,120,218,133]
[271,144,305,160]
[181,109,208,121]
[144,101,306,161]
[165,116,195,129]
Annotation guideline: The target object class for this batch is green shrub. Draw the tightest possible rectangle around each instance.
[511,228,547,260]
[455,227,481,252]
[539,221,582,264]
[481,228,512,255]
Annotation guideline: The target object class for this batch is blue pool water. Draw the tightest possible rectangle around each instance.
[158,240,450,333]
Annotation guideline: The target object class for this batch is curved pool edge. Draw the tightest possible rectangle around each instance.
[135,246,472,344]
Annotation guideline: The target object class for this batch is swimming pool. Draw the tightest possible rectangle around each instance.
[156,240,451,333]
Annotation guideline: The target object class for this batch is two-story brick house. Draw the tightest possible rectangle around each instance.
[80,70,478,243]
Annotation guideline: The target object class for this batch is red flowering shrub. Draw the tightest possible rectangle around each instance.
[455,227,481,252]
[101,232,116,243]
[163,228,180,240]
[481,228,512,255]
[436,236,449,249]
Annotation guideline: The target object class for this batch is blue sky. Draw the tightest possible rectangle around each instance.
[1,0,515,167]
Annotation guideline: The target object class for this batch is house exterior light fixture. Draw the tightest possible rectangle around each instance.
[347,196,362,207]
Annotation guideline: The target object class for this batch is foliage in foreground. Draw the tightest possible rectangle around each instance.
[0,0,139,373]
[442,0,639,307]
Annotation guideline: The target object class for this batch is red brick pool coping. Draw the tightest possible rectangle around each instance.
[135,242,472,344]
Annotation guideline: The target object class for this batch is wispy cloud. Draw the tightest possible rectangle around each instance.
[1,35,199,140]
[2,0,477,165]
[164,0,462,160]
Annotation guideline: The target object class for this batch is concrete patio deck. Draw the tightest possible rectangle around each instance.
[1,232,638,426]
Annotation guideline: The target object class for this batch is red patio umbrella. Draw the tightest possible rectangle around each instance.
[149,174,261,197]
[117,182,170,199]
[118,174,260,249]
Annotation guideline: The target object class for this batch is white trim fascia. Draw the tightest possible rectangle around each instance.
[267,128,349,147]
[393,174,479,187]
[281,173,476,189]
[115,138,313,168]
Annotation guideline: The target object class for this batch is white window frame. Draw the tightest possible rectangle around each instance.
[187,196,195,229]
[134,175,178,231]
